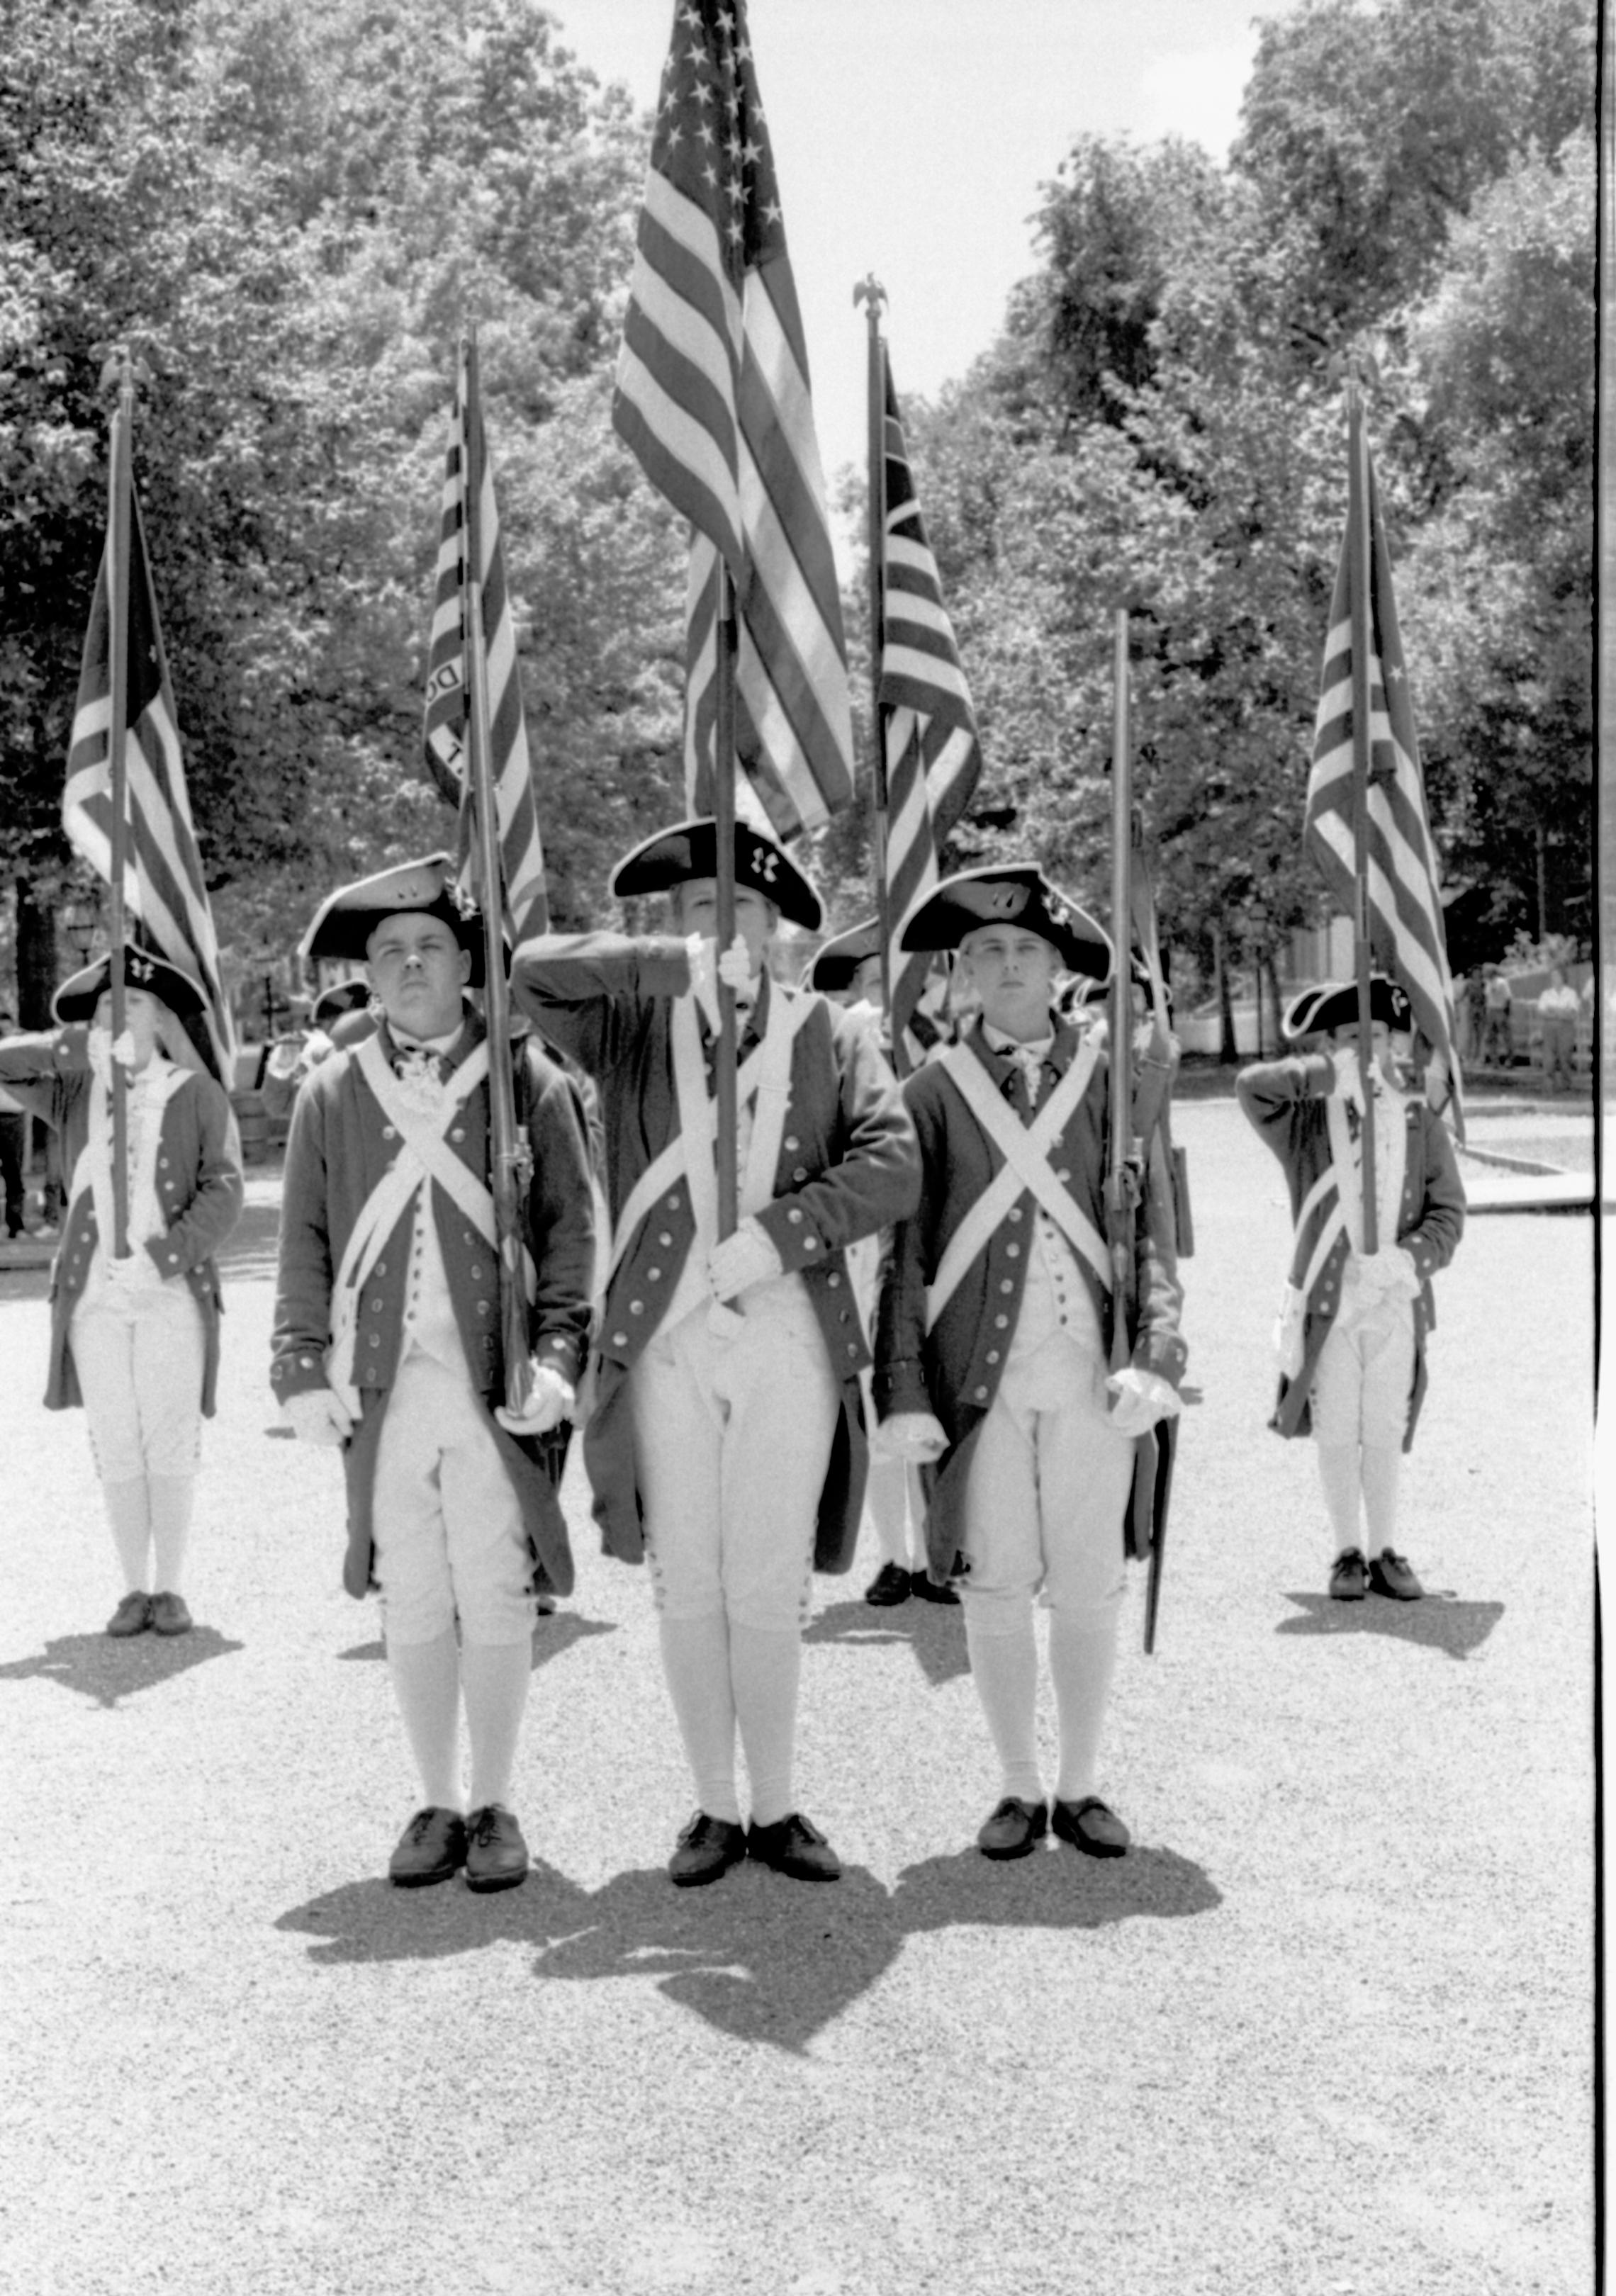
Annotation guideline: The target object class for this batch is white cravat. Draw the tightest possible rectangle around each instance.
[982,1023,1054,1111]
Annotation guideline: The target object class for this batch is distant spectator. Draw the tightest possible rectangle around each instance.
[1537,967,1579,1093]
[1458,970,1486,1064]
[1481,965,1513,1066]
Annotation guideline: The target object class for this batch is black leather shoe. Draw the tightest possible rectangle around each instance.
[1329,1547,1369,1602]
[977,1796,1048,1859]
[464,1804,529,1893]
[388,1806,468,1887]
[911,1570,960,1606]
[1051,1796,1130,1859]
[1369,1548,1424,1601]
[746,1811,841,1882]
[668,1811,748,1888]
[148,1591,193,1636]
[105,1592,150,1638]
[863,1560,913,1607]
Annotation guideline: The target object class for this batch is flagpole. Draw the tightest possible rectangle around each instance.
[104,356,135,1259]
[1107,607,1135,1375]
[713,561,739,1242]
[854,274,898,1069]
[1346,374,1381,1253]
[461,330,532,1414]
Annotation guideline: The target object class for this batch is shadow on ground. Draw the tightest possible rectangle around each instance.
[276,1838,1221,2053]
[1276,1589,1504,1660]
[804,1595,969,1687]
[218,1198,283,1283]
[336,1614,617,1670]
[0,1623,245,1709]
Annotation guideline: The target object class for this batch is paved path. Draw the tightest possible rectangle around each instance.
[0,1102,1594,2296]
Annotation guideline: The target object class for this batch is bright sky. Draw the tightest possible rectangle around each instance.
[549,0,1298,548]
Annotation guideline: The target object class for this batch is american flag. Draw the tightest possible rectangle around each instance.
[1304,423,1461,1124]
[878,357,983,1057]
[613,0,854,837]
[423,337,549,942]
[62,478,236,1084]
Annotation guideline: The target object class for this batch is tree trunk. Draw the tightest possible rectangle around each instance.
[1215,925,1238,1064]
[15,873,57,1029]
[1261,947,1284,1057]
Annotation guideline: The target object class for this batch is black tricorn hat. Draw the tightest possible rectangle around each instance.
[299,854,489,987]
[1301,976,1413,1038]
[311,979,373,1028]
[898,865,1113,982]
[610,817,824,934]
[809,916,882,993]
[52,943,206,1025]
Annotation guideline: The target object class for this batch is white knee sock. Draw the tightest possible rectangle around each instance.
[387,1627,463,1811]
[1048,1609,1122,1803]
[147,1475,193,1594]
[1316,1443,1364,1553]
[461,1639,532,1812]
[1361,1445,1403,1553]
[865,1453,916,1570]
[729,1623,801,1828]
[103,1478,152,1592]
[963,1597,1043,1803]
[658,1614,741,1822]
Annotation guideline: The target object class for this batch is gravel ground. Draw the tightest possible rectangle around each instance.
[0,1101,1595,2296]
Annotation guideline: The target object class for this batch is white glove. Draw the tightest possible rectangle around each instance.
[495,1363,575,1437]
[1106,1366,1182,1438]
[716,934,752,994]
[1330,1042,1371,1111]
[685,933,753,1030]
[282,1386,355,1446]
[872,1410,949,1463]
[1357,1246,1420,1301]
[707,1216,783,1301]
[104,1245,162,1295]
[87,1027,138,1085]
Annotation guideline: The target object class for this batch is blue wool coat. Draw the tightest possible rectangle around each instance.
[0,1028,243,1414]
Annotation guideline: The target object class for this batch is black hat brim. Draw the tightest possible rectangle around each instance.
[610,817,823,933]
[899,869,1112,982]
[52,946,206,1025]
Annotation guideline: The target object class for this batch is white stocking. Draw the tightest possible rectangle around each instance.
[147,1475,193,1595]
[103,1478,152,1593]
[1361,1444,1403,1554]
[865,1453,916,1570]
[729,1623,801,1827]
[1048,1610,1121,1804]
[962,1594,1043,1803]
[658,1614,740,1822]
[387,1627,463,1811]
[1316,1443,1364,1555]
[461,1639,532,1812]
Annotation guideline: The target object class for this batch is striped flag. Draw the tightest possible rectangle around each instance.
[878,359,983,1054]
[1304,429,1461,1125]
[424,337,549,943]
[613,0,854,837]
[62,484,235,1084]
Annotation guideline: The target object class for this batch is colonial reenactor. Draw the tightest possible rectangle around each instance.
[1236,975,1465,1602]
[511,819,920,1888]
[0,947,243,1637]
[272,856,594,1893]
[874,867,1186,1862]
[809,918,946,1611]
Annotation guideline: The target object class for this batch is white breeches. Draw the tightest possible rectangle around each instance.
[71,1282,205,1483]
[1311,1278,1415,1450]
[629,1277,839,1631]
[371,1351,536,1648]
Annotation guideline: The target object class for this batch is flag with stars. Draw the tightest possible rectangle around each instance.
[1304,424,1461,1124]
[62,478,236,1085]
[878,356,983,1061]
[614,0,855,838]
[423,337,549,944]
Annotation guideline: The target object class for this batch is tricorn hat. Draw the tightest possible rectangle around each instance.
[898,865,1112,982]
[52,943,206,1025]
[809,917,882,994]
[311,979,373,1029]
[299,854,488,986]
[610,817,823,934]
[1297,976,1413,1039]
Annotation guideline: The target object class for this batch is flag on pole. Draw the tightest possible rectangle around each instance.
[613,0,854,838]
[877,361,983,1053]
[424,339,549,942]
[62,487,235,1084]
[1303,436,1461,1122]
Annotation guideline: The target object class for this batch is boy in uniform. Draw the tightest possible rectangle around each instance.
[1237,976,1464,1602]
[273,856,594,1892]
[875,866,1185,1861]
[512,820,919,1886]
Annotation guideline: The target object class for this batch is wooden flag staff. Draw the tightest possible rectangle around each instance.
[853,273,898,1066]
[1345,370,1381,1251]
[459,328,532,1414]
[101,351,137,1261]
[712,559,740,1242]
